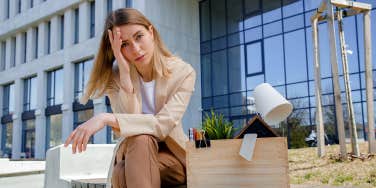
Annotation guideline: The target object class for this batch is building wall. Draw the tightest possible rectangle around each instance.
[198,0,376,147]
[0,0,201,159]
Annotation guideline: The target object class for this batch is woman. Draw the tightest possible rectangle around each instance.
[64,8,196,188]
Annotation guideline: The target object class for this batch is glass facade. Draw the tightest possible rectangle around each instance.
[199,0,376,147]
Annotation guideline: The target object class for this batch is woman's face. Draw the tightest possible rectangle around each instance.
[115,24,155,67]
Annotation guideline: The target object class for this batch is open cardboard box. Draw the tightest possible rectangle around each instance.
[186,115,289,188]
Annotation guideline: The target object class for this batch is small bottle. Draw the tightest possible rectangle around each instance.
[189,128,194,141]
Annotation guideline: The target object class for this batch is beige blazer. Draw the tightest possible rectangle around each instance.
[105,58,196,187]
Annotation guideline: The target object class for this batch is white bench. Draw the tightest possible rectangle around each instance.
[44,144,115,188]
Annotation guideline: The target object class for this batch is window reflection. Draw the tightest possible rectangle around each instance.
[246,41,263,75]
[226,0,243,33]
[211,50,228,95]
[46,114,62,148]
[284,29,307,83]
[264,36,284,85]
[211,0,226,39]
[228,45,245,92]
[75,59,94,101]
[22,119,35,158]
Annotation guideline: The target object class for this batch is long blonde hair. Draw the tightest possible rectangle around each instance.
[81,8,174,104]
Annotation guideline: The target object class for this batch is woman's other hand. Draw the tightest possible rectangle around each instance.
[64,113,108,154]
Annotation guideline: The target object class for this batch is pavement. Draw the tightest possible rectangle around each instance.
[0,158,45,177]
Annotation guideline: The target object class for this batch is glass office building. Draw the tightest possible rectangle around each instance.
[199,0,376,147]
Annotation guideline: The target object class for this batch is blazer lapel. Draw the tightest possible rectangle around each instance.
[129,65,142,109]
[154,72,167,114]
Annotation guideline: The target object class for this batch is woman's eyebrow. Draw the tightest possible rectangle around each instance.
[122,31,143,43]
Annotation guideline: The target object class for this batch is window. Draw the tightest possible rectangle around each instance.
[30,0,34,8]
[23,77,37,111]
[34,27,38,59]
[246,41,263,76]
[10,37,16,67]
[60,15,64,49]
[212,49,228,96]
[125,0,132,8]
[74,8,79,44]
[264,36,284,86]
[22,119,35,158]
[284,29,307,83]
[17,0,21,14]
[1,122,13,158]
[5,0,9,19]
[199,0,210,42]
[47,21,51,54]
[46,114,62,149]
[1,41,5,70]
[47,69,63,106]
[22,32,27,63]
[74,59,93,100]
[211,0,226,39]
[2,83,15,115]
[90,1,95,38]
[107,0,113,15]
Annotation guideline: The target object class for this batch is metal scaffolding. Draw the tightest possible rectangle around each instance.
[311,0,374,159]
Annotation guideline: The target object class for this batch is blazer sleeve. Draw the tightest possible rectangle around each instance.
[113,68,196,140]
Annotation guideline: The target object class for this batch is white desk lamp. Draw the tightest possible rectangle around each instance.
[253,83,293,125]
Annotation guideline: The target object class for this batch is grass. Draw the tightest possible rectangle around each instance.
[289,142,376,187]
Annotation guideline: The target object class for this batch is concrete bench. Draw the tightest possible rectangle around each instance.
[45,144,187,188]
[44,144,115,188]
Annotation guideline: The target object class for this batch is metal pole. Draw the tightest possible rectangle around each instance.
[312,17,326,157]
[327,0,347,159]
[363,10,376,154]
[337,9,360,156]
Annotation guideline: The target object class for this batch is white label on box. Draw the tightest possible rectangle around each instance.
[239,134,257,161]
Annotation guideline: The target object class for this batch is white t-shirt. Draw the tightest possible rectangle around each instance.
[139,77,156,114]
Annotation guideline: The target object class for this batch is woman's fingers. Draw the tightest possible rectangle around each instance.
[82,134,90,152]
[64,130,76,147]
[76,132,85,153]
[71,131,81,154]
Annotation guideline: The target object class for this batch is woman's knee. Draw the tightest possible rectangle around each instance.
[127,134,157,147]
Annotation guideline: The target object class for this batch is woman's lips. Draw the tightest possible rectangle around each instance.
[135,55,145,61]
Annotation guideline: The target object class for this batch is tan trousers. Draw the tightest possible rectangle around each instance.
[111,135,186,188]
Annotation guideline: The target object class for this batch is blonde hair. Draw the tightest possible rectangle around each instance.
[81,8,174,104]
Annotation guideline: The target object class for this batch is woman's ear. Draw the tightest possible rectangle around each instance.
[148,25,154,39]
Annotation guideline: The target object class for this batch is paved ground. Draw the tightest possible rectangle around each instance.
[0,158,45,177]
[0,173,44,188]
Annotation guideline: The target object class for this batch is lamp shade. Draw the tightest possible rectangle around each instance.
[253,83,293,125]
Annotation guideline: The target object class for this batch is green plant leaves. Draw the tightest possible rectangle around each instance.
[202,110,236,140]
